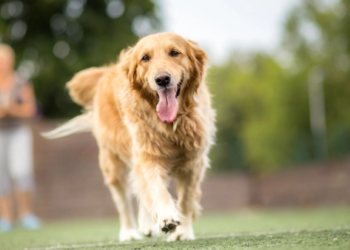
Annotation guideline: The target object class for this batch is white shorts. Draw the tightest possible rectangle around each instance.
[0,125,34,195]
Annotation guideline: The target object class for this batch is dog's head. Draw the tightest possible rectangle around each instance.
[122,33,208,123]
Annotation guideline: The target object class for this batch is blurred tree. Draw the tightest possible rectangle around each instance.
[0,0,160,117]
[208,53,306,174]
[281,0,350,160]
[209,0,350,174]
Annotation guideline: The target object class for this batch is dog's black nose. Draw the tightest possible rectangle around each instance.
[155,72,171,87]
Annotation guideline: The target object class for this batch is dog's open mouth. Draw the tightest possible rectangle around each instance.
[156,75,183,124]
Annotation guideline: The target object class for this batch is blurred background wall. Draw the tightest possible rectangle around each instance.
[1,0,350,219]
[31,121,350,219]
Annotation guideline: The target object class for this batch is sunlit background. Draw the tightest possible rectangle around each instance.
[159,0,300,63]
[0,0,349,219]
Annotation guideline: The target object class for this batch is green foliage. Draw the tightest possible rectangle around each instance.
[209,0,350,174]
[208,53,309,174]
[0,0,160,117]
[281,0,350,159]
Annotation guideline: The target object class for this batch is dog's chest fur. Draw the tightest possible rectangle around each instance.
[124,108,208,163]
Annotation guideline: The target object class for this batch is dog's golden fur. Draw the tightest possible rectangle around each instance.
[51,33,215,241]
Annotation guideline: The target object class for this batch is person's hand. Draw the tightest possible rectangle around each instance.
[7,86,36,118]
[7,99,22,117]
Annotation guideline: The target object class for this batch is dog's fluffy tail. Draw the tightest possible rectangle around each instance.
[42,112,93,139]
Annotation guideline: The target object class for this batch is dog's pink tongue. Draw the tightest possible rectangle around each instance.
[156,88,178,123]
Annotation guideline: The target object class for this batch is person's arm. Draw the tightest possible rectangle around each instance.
[0,107,7,118]
[7,84,36,118]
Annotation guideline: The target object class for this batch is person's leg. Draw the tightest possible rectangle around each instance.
[0,196,13,231]
[0,129,13,231]
[0,196,13,221]
[9,126,40,228]
[16,191,32,217]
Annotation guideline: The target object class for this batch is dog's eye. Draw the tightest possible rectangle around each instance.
[141,55,150,62]
[170,50,180,57]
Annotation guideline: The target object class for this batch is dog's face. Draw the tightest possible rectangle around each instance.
[124,33,207,123]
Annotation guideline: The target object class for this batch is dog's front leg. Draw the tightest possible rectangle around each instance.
[168,158,206,241]
[99,148,142,241]
[133,161,181,234]
[138,203,159,237]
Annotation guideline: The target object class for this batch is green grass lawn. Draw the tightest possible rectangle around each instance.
[1,208,350,250]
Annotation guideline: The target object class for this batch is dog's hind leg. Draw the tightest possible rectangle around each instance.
[99,148,142,242]
[168,159,206,241]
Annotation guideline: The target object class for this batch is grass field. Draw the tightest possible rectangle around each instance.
[1,208,350,250]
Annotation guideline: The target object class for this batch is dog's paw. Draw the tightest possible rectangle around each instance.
[159,219,181,234]
[166,224,195,241]
[156,207,181,234]
[119,228,143,242]
[140,225,159,237]
[139,218,159,237]
[138,205,159,237]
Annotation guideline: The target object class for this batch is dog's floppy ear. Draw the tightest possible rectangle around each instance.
[187,39,208,87]
[120,47,138,84]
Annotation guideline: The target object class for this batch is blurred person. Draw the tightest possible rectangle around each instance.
[0,44,41,232]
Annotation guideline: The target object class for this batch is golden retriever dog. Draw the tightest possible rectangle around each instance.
[45,33,215,242]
